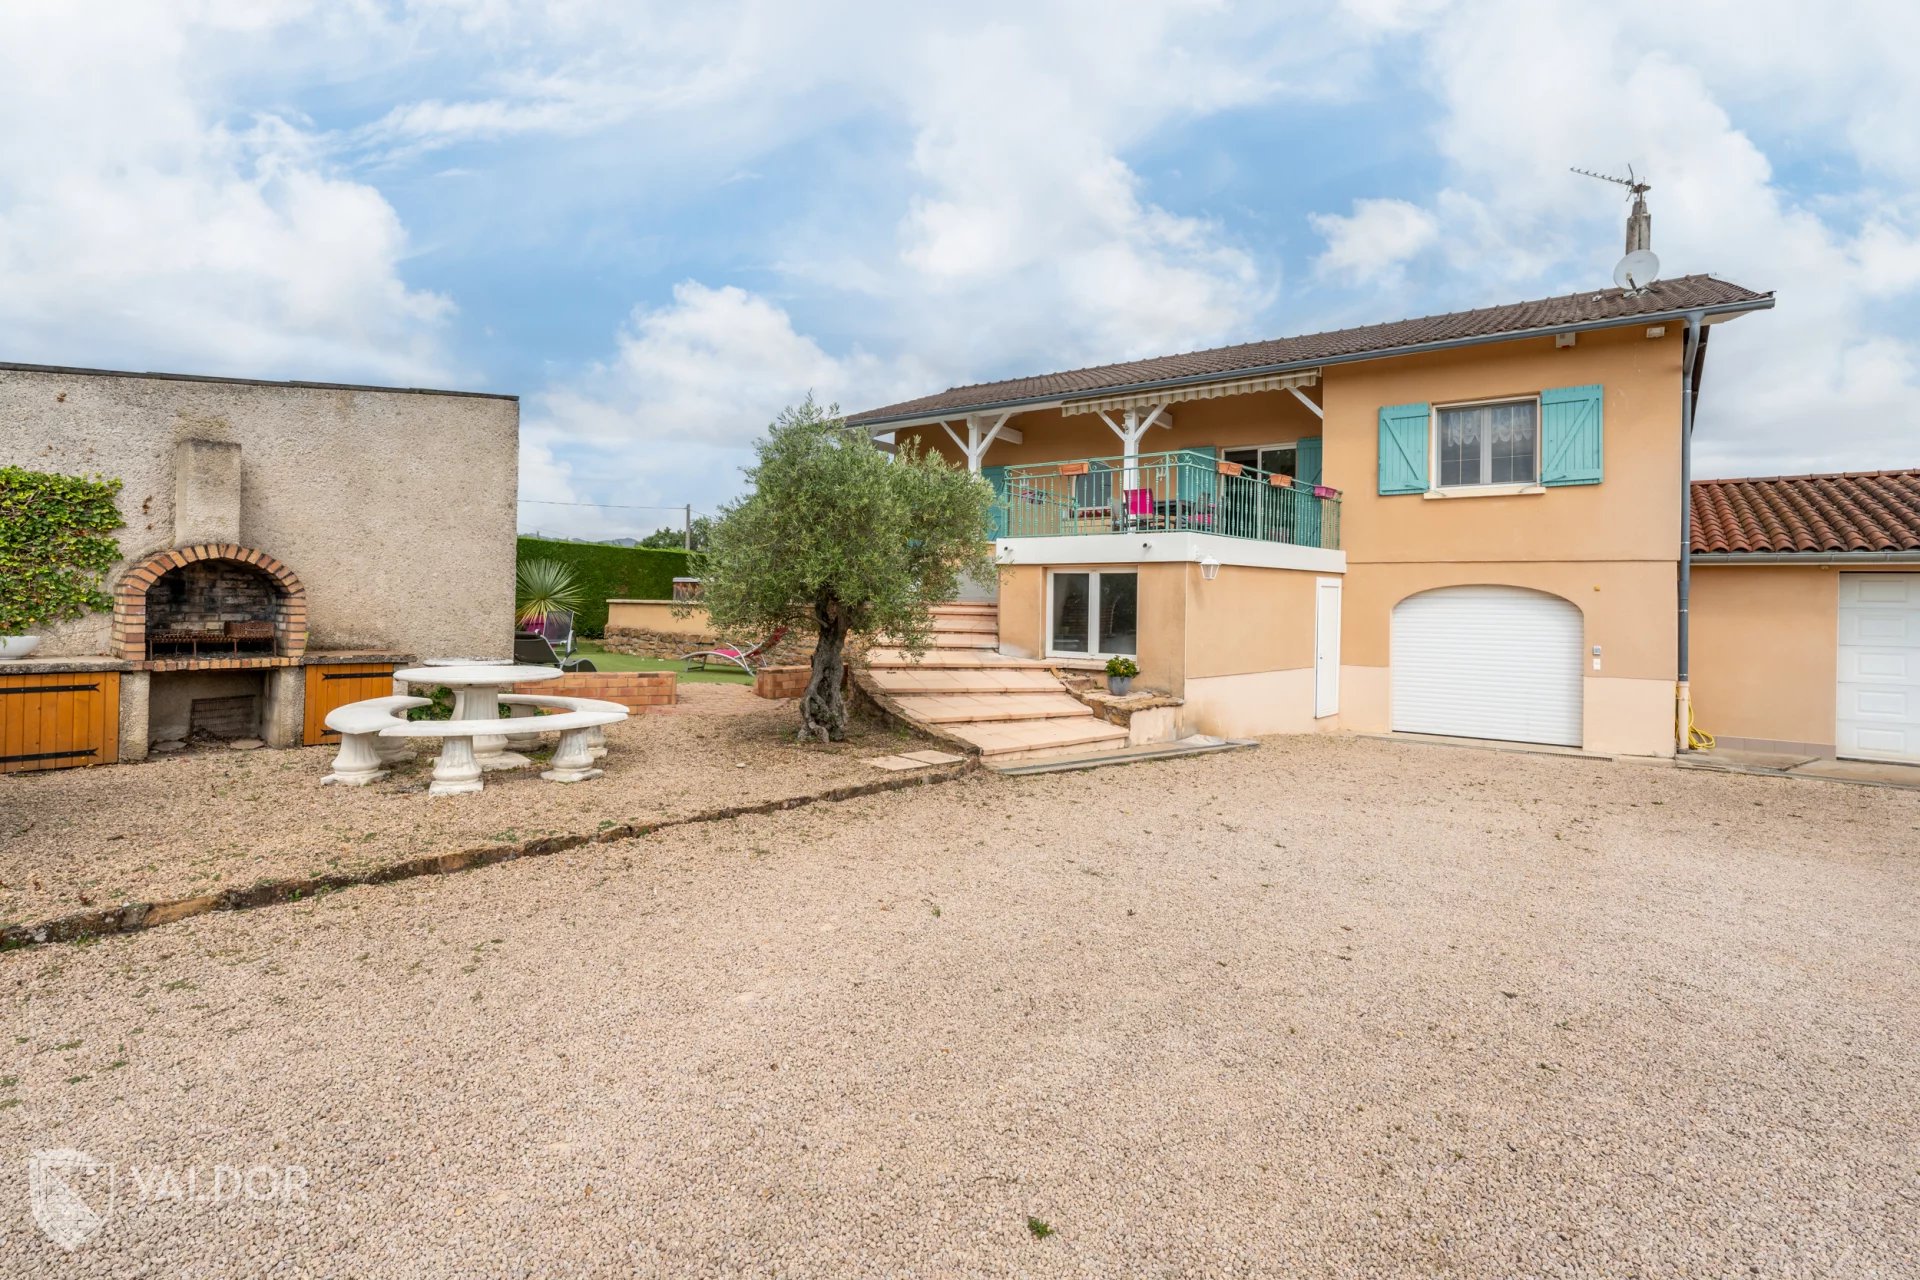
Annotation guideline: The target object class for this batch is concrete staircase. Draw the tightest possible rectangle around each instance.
[863,602,1129,766]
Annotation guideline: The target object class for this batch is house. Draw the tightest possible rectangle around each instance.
[1688,471,1920,762]
[849,275,1775,762]
[0,362,518,770]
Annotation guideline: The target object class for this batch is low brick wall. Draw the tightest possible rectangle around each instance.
[513,670,676,712]
[754,666,810,700]
[753,664,851,700]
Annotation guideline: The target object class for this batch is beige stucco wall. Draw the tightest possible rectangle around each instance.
[0,366,519,660]
[1328,326,1684,755]
[997,560,1321,734]
[1687,562,1920,753]
[1689,565,1837,751]
[606,599,712,636]
[1326,326,1684,565]
[1186,564,1318,678]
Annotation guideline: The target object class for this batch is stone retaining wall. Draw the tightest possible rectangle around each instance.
[602,627,815,667]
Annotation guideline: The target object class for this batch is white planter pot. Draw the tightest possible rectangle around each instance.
[0,636,42,661]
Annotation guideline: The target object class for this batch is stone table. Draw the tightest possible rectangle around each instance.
[395,663,563,770]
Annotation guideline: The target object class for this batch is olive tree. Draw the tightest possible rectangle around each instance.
[698,398,993,743]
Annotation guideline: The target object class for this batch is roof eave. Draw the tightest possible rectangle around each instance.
[1690,548,1920,565]
[853,293,1775,431]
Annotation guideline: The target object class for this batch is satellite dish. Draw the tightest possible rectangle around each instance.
[1613,248,1660,292]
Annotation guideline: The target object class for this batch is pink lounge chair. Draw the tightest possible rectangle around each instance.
[682,626,789,675]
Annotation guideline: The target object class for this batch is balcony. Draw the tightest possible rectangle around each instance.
[994,450,1341,550]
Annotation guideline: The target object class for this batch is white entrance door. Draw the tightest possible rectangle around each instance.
[1314,577,1341,717]
[1837,573,1920,762]
[1391,585,1584,747]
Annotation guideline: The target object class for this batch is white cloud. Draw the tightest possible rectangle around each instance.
[1318,0,1920,476]
[518,282,927,536]
[355,2,1348,375]
[0,2,455,384]
[1310,198,1440,284]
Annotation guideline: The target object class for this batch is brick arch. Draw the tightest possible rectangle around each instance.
[112,544,308,661]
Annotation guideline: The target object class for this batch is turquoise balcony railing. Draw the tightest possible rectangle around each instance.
[992,450,1341,550]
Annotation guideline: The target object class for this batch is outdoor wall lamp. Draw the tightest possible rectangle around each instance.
[1200,556,1221,581]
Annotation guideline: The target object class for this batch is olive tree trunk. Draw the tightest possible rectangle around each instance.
[799,596,849,743]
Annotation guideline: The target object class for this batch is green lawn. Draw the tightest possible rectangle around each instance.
[575,642,754,683]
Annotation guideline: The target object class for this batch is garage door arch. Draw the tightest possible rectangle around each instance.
[1391,585,1584,747]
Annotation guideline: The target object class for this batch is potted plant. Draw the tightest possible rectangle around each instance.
[0,466,124,660]
[1104,655,1139,696]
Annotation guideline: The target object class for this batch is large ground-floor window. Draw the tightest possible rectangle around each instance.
[1048,570,1138,657]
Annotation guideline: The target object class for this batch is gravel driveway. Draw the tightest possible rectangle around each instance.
[3,735,1916,1276]
[0,685,913,925]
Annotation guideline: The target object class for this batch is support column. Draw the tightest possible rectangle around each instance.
[118,670,151,762]
[262,667,304,748]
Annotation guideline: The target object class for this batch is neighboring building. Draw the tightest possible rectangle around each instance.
[1689,471,1920,761]
[0,363,518,768]
[850,275,1775,760]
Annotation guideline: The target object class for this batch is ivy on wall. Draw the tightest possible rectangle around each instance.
[0,466,126,635]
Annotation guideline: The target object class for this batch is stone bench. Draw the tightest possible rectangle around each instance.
[500,694,627,759]
[381,706,627,795]
[321,696,432,787]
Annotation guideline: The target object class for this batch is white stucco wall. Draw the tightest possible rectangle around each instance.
[0,364,520,660]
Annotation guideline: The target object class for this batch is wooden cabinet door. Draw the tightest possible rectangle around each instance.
[303,664,399,745]
[0,671,121,774]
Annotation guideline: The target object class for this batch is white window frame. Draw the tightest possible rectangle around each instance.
[1045,568,1139,659]
[1220,441,1300,478]
[1429,395,1543,494]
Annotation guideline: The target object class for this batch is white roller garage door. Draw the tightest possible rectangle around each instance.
[1392,585,1584,747]
[1837,573,1920,762]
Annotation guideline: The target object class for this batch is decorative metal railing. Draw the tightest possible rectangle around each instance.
[994,450,1341,550]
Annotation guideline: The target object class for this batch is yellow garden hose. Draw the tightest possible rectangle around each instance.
[1684,700,1715,752]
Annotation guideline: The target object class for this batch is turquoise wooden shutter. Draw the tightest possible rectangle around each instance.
[1292,438,1324,547]
[1541,384,1604,486]
[1378,403,1429,495]
[980,465,1009,538]
[1295,436,1323,485]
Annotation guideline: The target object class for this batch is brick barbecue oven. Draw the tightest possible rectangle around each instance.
[114,543,308,667]
[99,442,332,745]
[0,362,518,772]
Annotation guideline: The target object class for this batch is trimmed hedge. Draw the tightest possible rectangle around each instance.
[516,537,693,636]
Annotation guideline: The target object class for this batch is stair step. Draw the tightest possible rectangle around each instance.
[866,649,1105,671]
[890,693,1094,724]
[873,636,1000,652]
[932,616,998,634]
[928,633,998,647]
[866,668,1063,694]
[944,717,1130,759]
[932,601,999,615]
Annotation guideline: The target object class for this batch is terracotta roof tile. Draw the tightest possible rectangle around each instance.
[1691,471,1920,555]
[851,274,1771,424]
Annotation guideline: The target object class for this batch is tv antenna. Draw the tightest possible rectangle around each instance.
[1571,164,1659,292]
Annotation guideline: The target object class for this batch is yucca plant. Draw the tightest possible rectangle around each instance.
[515,558,586,629]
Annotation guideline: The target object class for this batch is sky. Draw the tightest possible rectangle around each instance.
[3,1,1918,541]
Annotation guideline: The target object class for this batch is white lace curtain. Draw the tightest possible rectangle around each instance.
[1442,402,1534,446]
